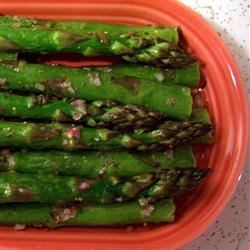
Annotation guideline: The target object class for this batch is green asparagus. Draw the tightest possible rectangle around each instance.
[190,108,215,144]
[0,172,156,204]
[0,146,195,177]
[0,92,164,130]
[142,168,209,199]
[0,15,179,48]
[0,61,200,87]
[0,199,175,227]
[0,16,195,66]
[122,44,195,68]
[0,120,214,151]
[0,59,199,87]
[0,52,18,60]
[0,60,192,119]
[92,63,200,87]
[0,168,208,203]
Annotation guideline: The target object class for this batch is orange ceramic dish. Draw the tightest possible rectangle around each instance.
[0,0,249,249]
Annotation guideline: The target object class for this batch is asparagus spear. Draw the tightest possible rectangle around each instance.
[0,120,214,151]
[0,146,195,177]
[0,172,155,203]
[0,54,200,86]
[0,60,192,119]
[0,52,18,60]
[142,168,209,199]
[0,199,175,227]
[190,108,215,144]
[0,92,164,130]
[91,63,200,87]
[0,16,195,66]
[0,16,179,49]
[122,44,195,68]
[0,168,208,203]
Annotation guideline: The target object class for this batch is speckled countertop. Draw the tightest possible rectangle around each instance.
[179,0,250,249]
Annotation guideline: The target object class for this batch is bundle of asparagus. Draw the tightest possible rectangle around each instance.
[0,16,214,229]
